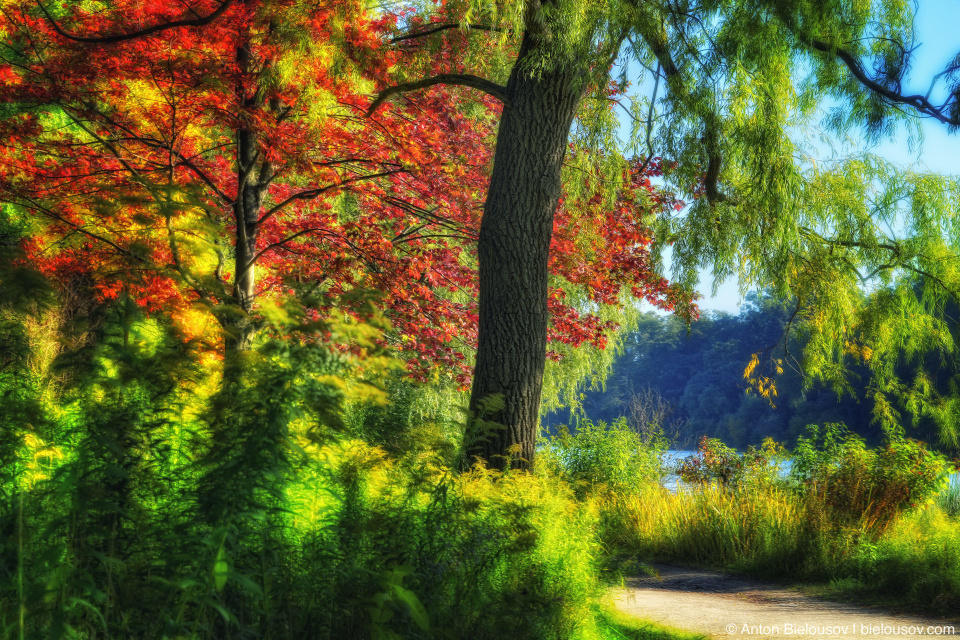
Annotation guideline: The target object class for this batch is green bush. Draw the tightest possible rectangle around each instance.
[541,418,666,494]
[843,508,960,609]
[283,442,606,640]
[792,424,950,532]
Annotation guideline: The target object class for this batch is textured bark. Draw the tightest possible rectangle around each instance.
[465,37,588,470]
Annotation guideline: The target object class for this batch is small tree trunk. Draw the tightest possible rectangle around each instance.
[220,126,263,358]
[222,37,268,359]
[466,40,587,471]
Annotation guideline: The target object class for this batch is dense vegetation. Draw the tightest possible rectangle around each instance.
[550,420,960,614]
[567,292,960,452]
[5,0,960,638]
[0,283,632,640]
[7,287,960,638]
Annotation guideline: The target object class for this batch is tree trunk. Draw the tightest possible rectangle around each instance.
[221,37,269,357]
[465,41,587,471]
[223,125,263,355]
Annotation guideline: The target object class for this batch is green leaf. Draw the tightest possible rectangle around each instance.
[213,544,229,592]
[204,598,237,624]
[391,585,430,631]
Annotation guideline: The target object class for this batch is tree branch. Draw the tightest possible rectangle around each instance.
[631,30,732,206]
[254,169,403,227]
[241,227,329,278]
[367,74,510,115]
[37,0,235,44]
[775,8,960,127]
[638,62,662,175]
[390,23,501,44]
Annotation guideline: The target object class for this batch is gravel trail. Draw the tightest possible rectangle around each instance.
[612,565,960,640]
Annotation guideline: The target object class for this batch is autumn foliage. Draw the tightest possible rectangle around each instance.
[0,0,687,384]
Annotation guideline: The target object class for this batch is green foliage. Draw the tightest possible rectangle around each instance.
[568,298,814,448]
[597,425,960,614]
[841,508,960,611]
[281,440,607,640]
[676,436,786,488]
[0,293,644,640]
[541,418,666,495]
[576,290,960,452]
[792,423,950,532]
[540,288,644,418]
[343,372,466,463]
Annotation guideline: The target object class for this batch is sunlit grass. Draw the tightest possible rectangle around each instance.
[597,471,960,614]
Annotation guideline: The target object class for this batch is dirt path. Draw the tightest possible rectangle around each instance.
[612,565,960,640]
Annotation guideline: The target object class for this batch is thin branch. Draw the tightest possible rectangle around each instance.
[15,197,138,260]
[383,195,477,237]
[390,23,501,44]
[367,74,510,115]
[631,26,732,205]
[37,0,236,44]
[255,169,403,227]
[638,62,662,175]
[395,233,474,243]
[775,8,960,126]
[244,227,328,273]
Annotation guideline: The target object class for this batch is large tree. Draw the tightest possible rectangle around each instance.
[372,0,960,467]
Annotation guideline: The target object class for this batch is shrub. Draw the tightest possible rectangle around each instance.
[282,439,607,640]
[541,418,666,495]
[792,423,949,532]
[676,436,785,488]
[844,508,960,610]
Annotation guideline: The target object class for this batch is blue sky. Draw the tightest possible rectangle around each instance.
[693,2,960,314]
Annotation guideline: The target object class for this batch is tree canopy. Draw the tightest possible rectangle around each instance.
[359,0,960,465]
[2,0,960,465]
[0,0,683,399]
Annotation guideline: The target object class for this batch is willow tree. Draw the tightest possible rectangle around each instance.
[757,0,960,445]
[371,0,960,467]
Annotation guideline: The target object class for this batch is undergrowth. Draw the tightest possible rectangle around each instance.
[6,282,960,638]
[0,293,681,639]
[592,424,960,615]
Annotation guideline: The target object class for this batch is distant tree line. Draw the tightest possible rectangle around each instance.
[551,291,959,453]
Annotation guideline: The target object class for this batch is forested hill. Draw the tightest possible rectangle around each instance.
[552,293,953,452]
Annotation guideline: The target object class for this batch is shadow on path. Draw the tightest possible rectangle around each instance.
[613,565,959,640]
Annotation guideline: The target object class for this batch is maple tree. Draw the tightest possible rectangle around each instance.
[0,0,485,382]
[0,0,685,396]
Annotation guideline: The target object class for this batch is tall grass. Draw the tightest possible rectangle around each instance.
[592,427,960,614]
[0,298,605,640]
[600,483,834,580]
[278,439,609,640]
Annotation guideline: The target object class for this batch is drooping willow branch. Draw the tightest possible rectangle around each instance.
[774,7,960,127]
[629,29,734,206]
